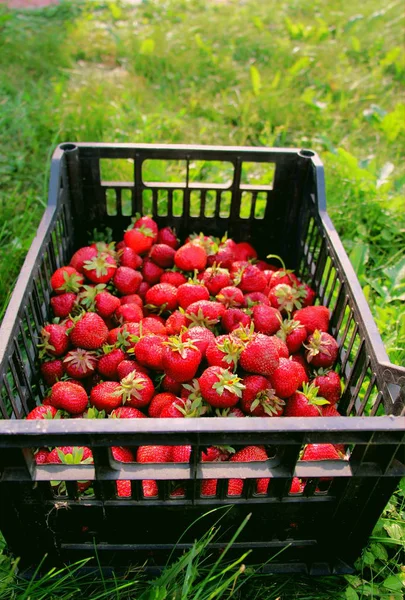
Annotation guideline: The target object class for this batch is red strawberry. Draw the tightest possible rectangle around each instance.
[145,283,178,313]
[300,283,316,307]
[136,445,172,498]
[284,383,328,417]
[241,375,284,416]
[97,348,126,380]
[216,286,244,308]
[243,291,271,307]
[234,241,257,261]
[221,308,251,333]
[112,446,135,462]
[70,246,98,273]
[110,406,146,419]
[70,312,109,350]
[206,334,243,371]
[161,395,208,418]
[161,374,183,395]
[38,324,69,358]
[201,265,231,295]
[26,405,61,420]
[305,330,338,368]
[137,281,150,300]
[63,348,98,379]
[301,444,341,461]
[228,446,268,496]
[166,310,188,335]
[199,366,244,408]
[269,357,303,398]
[134,216,158,239]
[177,281,210,310]
[293,305,330,334]
[120,294,143,307]
[141,259,164,285]
[186,300,225,328]
[51,381,88,414]
[94,291,121,318]
[290,352,310,377]
[124,225,155,255]
[150,244,176,268]
[239,333,279,377]
[160,271,187,287]
[148,392,177,417]
[117,359,148,380]
[117,480,131,497]
[182,326,215,358]
[276,318,307,354]
[141,316,166,335]
[40,359,64,385]
[90,381,122,413]
[251,305,282,336]
[50,293,77,318]
[269,336,289,358]
[215,407,246,417]
[35,448,50,464]
[115,303,143,324]
[235,264,267,293]
[160,401,185,418]
[47,446,93,464]
[119,371,155,408]
[290,477,304,494]
[162,336,202,382]
[175,242,207,271]
[321,404,341,417]
[268,284,306,313]
[268,268,300,289]
[119,246,143,270]
[83,253,117,284]
[50,266,84,294]
[171,445,191,463]
[113,267,142,295]
[157,226,179,249]
[313,370,341,405]
[134,334,166,370]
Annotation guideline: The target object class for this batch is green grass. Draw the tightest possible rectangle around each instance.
[0,0,404,597]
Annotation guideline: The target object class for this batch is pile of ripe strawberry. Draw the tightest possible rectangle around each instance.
[28,215,345,498]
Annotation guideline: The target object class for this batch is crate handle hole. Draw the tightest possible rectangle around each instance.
[299,149,315,158]
[60,143,77,152]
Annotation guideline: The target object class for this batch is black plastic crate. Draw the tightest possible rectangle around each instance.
[0,143,404,576]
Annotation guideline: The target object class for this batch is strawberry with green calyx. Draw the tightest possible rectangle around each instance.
[229,322,256,344]
[70,246,98,273]
[50,266,84,295]
[269,357,304,399]
[90,381,123,413]
[304,330,338,368]
[63,348,98,379]
[145,283,178,313]
[235,264,267,293]
[201,264,231,295]
[241,375,285,417]
[113,266,143,295]
[142,259,164,285]
[251,304,282,336]
[276,317,307,354]
[150,244,176,268]
[134,333,166,370]
[268,283,306,313]
[215,407,246,417]
[157,226,179,249]
[239,333,280,377]
[78,407,106,419]
[50,293,77,319]
[160,270,187,287]
[199,366,245,408]
[216,286,244,308]
[206,334,244,371]
[70,312,109,350]
[83,253,117,284]
[134,215,158,240]
[117,359,148,380]
[293,305,330,334]
[91,240,118,259]
[118,370,155,408]
[107,325,130,348]
[181,326,215,358]
[26,405,63,420]
[119,246,143,270]
[162,336,202,382]
[228,445,269,496]
[50,380,88,415]
[124,222,156,255]
[97,347,126,380]
[160,395,208,418]
[284,382,329,417]
[174,242,208,272]
[114,302,143,324]
[221,308,251,333]
[77,283,105,311]
[185,300,225,329]
[312,369,342,405]
[40,359,64,386]
[47,446,93,465]
[177,279,210,310]
[110,406,146,419]
[300,283,316,307]
[38,324,69,358]
[166,310,188,335]
[243,291,271,307]
[187,232,219,256]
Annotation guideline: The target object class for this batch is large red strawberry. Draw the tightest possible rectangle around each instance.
[50,381,88,414]
[150,244,176,268]
[235,264,267,293]
[305,330,338,368]
[83,253,117,284]
[268,268,300,289]
[157,226,179,249]
[284,383,328,417]
[162,336,202,382]
[134,334,166,370]
[221,308,251,333]
[160,271,187,287]
[114,302,142,325]
[97,348,126,380]
[148,392,177,418]
[269,357,303,398]
[142,259,164,285]
[124,223,155,255]
[216,286,244,308]
[90,381,122,413]
[234,241,257,261]
[161,374,183,395]
[241,375,284,417]
[38,324,69,358]
[201,265,231,295]
[40,359,64,385]
[113,267,142,295]
[205,334,243,371]
[70,312,109,350]
[177,281,210,310]
[50,293,77,318]
[70,246,98,273]
[243,291,271,307]
[110,406,146,419]
[239,333,279,377]
[47,446,93,464]
[251,305,281,336]
[301,444,341,461]
[174,242,207,271]
[185,300,225,328]
[171,445,191,463]
[166,311,188,335]
[145,283,178,312]
[119,371,155,408]
[182,326,215,358]
[276,317,307,354]
[228,446,269,496]
[293,305,330,334]
[26,405,61,420]
[141,316,166,336]
[313,370,341,405]
[208,238,236,268]
[120,294,143,307]
[50,266,84,295]
[199,366,244,408]
[112,446,135,463]
[160,395,208,418]
[63,348,98,379]
[268,283,306,313]
[119,246,143,270]
[94,291,121,318]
